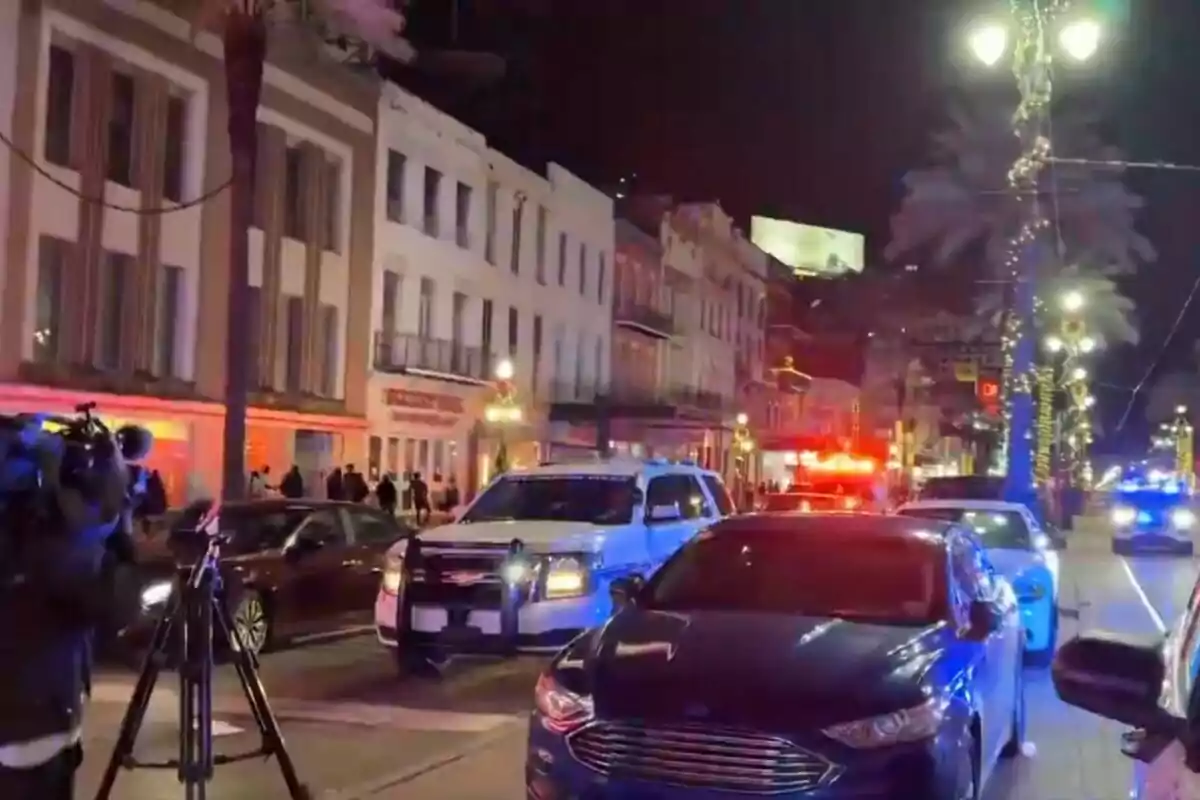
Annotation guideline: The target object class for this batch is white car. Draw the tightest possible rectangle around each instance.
[896,499,1061,665]
[375,457,735,670]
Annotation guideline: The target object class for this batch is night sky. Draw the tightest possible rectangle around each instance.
[406,0,1200,452]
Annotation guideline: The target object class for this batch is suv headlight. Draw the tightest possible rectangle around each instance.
[543,555,592,600]
[822,696,947,748]
[1172,508,1195,529]
[1111,506,1136,526]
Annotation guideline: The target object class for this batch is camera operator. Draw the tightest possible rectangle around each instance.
[0,418,142,799]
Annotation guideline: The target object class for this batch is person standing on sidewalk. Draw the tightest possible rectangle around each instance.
[411,473,431,525]
[376,473,398,516]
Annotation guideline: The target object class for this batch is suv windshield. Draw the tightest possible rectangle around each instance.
[461,474,637,525]
[898,507,1030,549]
[642,527,944,624]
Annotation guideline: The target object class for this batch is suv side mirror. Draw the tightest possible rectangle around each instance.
[1053,632,1183,735]
[965,600,1001,640]
[610,574,645,610]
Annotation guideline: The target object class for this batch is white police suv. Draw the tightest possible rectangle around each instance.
[374,457,734,671]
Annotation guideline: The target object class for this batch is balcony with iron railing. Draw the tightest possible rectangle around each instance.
[373,331,492,384]
[547,380,733,423]
[613,297,676,339]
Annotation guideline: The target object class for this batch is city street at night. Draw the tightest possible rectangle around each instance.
[76,525,1196,800]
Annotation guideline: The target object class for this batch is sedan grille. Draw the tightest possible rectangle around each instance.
[566,721,835,794]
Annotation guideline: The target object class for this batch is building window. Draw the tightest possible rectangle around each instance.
[484,180,498,265]
[481,299,493,359]
[423,166,441,237]
[418,277,434,338]
[283,146,304,239]
[578,242,588,296]
[324,156,341,253]
[535,206,547,284]
[156,264,183,377]
[557,232,567,286]
[386,436,400,476]
[552,325,563,385]
[44,45,74,168]
[451,291,466,345]
[381,270,400,337]
[319,303,339,397]
[510,196,523,275]
[100,251,133,369]
[597,252,607,306]
[33,236,68,363]
[573,333,584,397]
[163,93,186,202]
[594,335,603,388]
[251,121,268,229]
[284,295,303,392]
[107,72,135,187]
[532,315,543,390]
[246,284,263,388]
[455,182,471,248]
[507,306,518,357]
[386,149,406,223]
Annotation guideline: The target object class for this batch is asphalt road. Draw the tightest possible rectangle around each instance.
[77,525,1198,799]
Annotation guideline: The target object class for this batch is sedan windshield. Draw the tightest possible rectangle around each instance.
[461,475,636,525]
[898,507,1030,550]
[642,527,945,624]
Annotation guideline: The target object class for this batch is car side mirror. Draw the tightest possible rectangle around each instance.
[1052,632,1183,736]
[610,574,645,610]
[647,504,682,523]
[965,600,1002,640]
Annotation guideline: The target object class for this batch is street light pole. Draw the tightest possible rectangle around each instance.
[965,4,1103,506]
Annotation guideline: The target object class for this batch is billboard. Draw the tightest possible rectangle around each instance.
[750,217,865,278]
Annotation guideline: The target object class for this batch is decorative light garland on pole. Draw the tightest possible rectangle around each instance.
[1035,364,1055,483]
[1173,405,1194,490]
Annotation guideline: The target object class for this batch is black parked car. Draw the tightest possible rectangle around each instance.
[121,499,413,656]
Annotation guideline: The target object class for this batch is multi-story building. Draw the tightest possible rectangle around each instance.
[368,83,613,497]
[758,254,808,436]
[0,0,378,502]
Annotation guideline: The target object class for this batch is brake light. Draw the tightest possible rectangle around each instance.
[843,497,861,510]
[380,554,403,596]
[534,672,593,734]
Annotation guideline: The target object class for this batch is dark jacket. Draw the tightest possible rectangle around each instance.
[0,503,139,746]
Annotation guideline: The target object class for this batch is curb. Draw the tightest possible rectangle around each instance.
[322,716,526,799]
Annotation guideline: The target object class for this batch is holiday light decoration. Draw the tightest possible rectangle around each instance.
[1174,406,1194,490]
[1035,365,1055,483]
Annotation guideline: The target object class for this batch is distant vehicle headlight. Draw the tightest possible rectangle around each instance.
[1111,506,1136,526]
[1172,508,1195,529]
[822,696,947,748]
[543,556,591,600]
[140,580,172,609]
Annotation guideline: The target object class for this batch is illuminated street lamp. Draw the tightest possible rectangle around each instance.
[1059,18,1103,61]
[1078,335,1097,354]
[494,358,514,381]
[1044,335,1064,353]
[967,22,1008,66]
[1070,366,1087,382]
[731,412,756,508]
[1061,290,1085,313]
[485,358,522,475]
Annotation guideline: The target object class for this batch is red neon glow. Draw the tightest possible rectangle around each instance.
[802,452,877,474]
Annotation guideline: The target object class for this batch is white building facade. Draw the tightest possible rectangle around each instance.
[368,83,614,499]
[0,0,379,502]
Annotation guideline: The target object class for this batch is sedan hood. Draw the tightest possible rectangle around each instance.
[561,609,943,731]
[397,520,607,555]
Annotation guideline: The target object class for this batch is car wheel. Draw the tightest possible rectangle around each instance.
[1001,664,1026,759]
[1024,606,1058,668]
[232,590,272,656]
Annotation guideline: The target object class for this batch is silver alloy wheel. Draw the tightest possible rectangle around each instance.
[233,595,269,655]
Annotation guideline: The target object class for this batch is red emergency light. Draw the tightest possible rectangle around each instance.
[801,452,877,474]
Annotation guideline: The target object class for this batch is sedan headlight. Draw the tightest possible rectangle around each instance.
[543,556,591,600]
[381,554,403,596]
[140,580,172,609]
[1111,506,1136,526]
[822,696,948,748]
[1172,508,1195,529]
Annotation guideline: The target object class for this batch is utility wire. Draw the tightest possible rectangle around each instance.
[1049,156,1200,173]
[0,127,230,214]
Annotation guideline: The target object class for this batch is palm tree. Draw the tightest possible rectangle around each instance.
[171,0,412,498]
[884,102,1155,276]
[975,268,1139,348]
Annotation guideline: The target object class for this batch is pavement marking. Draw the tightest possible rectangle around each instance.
[1119,557,1168,633]
[215,698,519,733]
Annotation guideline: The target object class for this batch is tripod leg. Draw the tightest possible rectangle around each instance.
[93,590,180,800]
[214,596,311,799]
[179,569,217,799]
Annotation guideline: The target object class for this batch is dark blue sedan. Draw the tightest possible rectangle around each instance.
[526,514,1026,799]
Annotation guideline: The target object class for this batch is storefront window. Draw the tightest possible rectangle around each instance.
[403,439,416,475]
[386,437,400,476]
[433,440,445,481]
[417,439,430,477]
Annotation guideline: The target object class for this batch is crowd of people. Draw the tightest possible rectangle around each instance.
[244,464,462,524]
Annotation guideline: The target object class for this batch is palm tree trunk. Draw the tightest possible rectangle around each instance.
[220,9,267,500]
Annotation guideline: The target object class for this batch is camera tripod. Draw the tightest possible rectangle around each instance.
[94,507,310,800]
